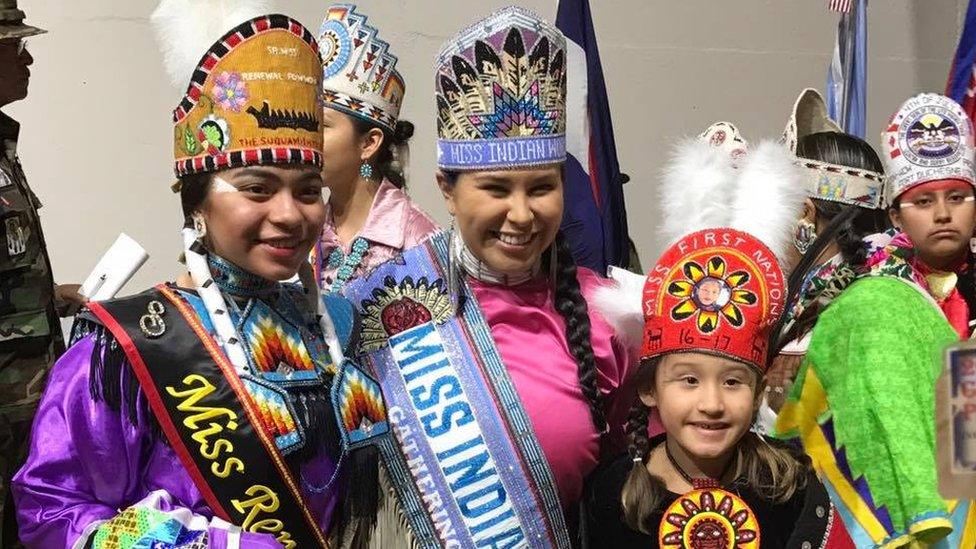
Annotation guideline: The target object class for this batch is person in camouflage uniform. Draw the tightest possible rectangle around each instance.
[0,2,84,546]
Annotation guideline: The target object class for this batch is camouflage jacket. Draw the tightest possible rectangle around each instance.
[0,112,60,355]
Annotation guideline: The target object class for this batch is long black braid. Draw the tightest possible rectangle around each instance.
[550,232,606,432]
[626,399,650,461]
[771,132,889,355]
[441,169,607,432]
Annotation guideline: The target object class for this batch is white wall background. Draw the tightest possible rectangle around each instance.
[8,0,967,293]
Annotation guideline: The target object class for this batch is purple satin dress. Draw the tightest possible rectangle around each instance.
[12,334,340,548]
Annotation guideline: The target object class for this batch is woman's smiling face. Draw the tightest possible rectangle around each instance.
[438,165,563,274]
[200,164,326,280]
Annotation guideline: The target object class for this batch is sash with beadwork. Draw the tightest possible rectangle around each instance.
[343,231,572,549]
[87,284,328,549]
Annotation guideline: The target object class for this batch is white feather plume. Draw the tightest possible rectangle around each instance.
[151,0,273,89]
[591,267,647,354]
[658,137,736,248]
[729,140,807,265]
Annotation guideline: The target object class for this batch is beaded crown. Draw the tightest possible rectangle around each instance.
[319,4,405,132]
[435,6,567,171]
[641,228,785,374]
[171,15,323,178]
[783,89,884,209]
[881,93,976,205]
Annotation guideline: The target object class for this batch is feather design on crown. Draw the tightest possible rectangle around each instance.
[435,6,566,141]
[151,0,272,89]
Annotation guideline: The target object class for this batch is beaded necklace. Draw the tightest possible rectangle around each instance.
[208,253,278,298]
[664,438,733,490]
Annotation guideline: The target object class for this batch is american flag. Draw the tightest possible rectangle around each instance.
[828,0,853,12]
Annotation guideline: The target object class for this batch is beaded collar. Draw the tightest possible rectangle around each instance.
[456,236,541,286]
[207,253,278,298]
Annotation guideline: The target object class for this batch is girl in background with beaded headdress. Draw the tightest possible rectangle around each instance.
[584,124,852,548]
[11,3,387,548]
[313,4,438,294]
[764,89,890,418]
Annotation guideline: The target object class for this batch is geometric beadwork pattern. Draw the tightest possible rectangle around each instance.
[319,4,404,131]
[333,360,388,448]
[92,507,208,549]
[242,376,303,453]
[435,5,566,141]
[241,299,317,375]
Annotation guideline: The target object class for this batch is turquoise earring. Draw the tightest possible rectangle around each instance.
[359,162,374,180]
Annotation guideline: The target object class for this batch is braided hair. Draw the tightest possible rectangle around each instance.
[441,170,606,432]
[619,358,663,534]
[550,233,606,431]
[774,131,889,353]
[618,357,809,534]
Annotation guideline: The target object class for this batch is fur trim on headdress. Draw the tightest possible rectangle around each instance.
[151,0,271,89]
[659,137,736,247]
[729,140,807,265]
[591,266,646,354]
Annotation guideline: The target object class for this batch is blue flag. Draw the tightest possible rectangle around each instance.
[826,0,867,137]
[947,0,976,121]
[556,0,632,274]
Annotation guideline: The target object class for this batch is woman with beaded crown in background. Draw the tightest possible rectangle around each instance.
[11,3,390,547]
[339,6,636,548]
[313,3,438,294]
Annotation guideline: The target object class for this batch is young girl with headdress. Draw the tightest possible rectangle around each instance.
[312,3,438,293]
[11,3,388,547]
[585,124,853,548]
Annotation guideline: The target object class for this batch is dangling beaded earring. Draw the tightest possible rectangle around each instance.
[792,218,817,255]
[192,214,207,239]
[359,161,374,180]
[447,217,463,304]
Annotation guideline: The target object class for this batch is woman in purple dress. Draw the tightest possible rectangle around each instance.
[11,7,384,548]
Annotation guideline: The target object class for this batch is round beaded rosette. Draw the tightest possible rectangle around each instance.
[658,488,760,548]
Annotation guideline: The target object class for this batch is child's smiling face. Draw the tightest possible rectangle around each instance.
[641,352,759,466]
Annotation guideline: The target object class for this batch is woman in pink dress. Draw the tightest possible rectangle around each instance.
[342,7,636,547]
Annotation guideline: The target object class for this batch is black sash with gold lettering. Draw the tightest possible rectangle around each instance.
[88,284,326,548]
